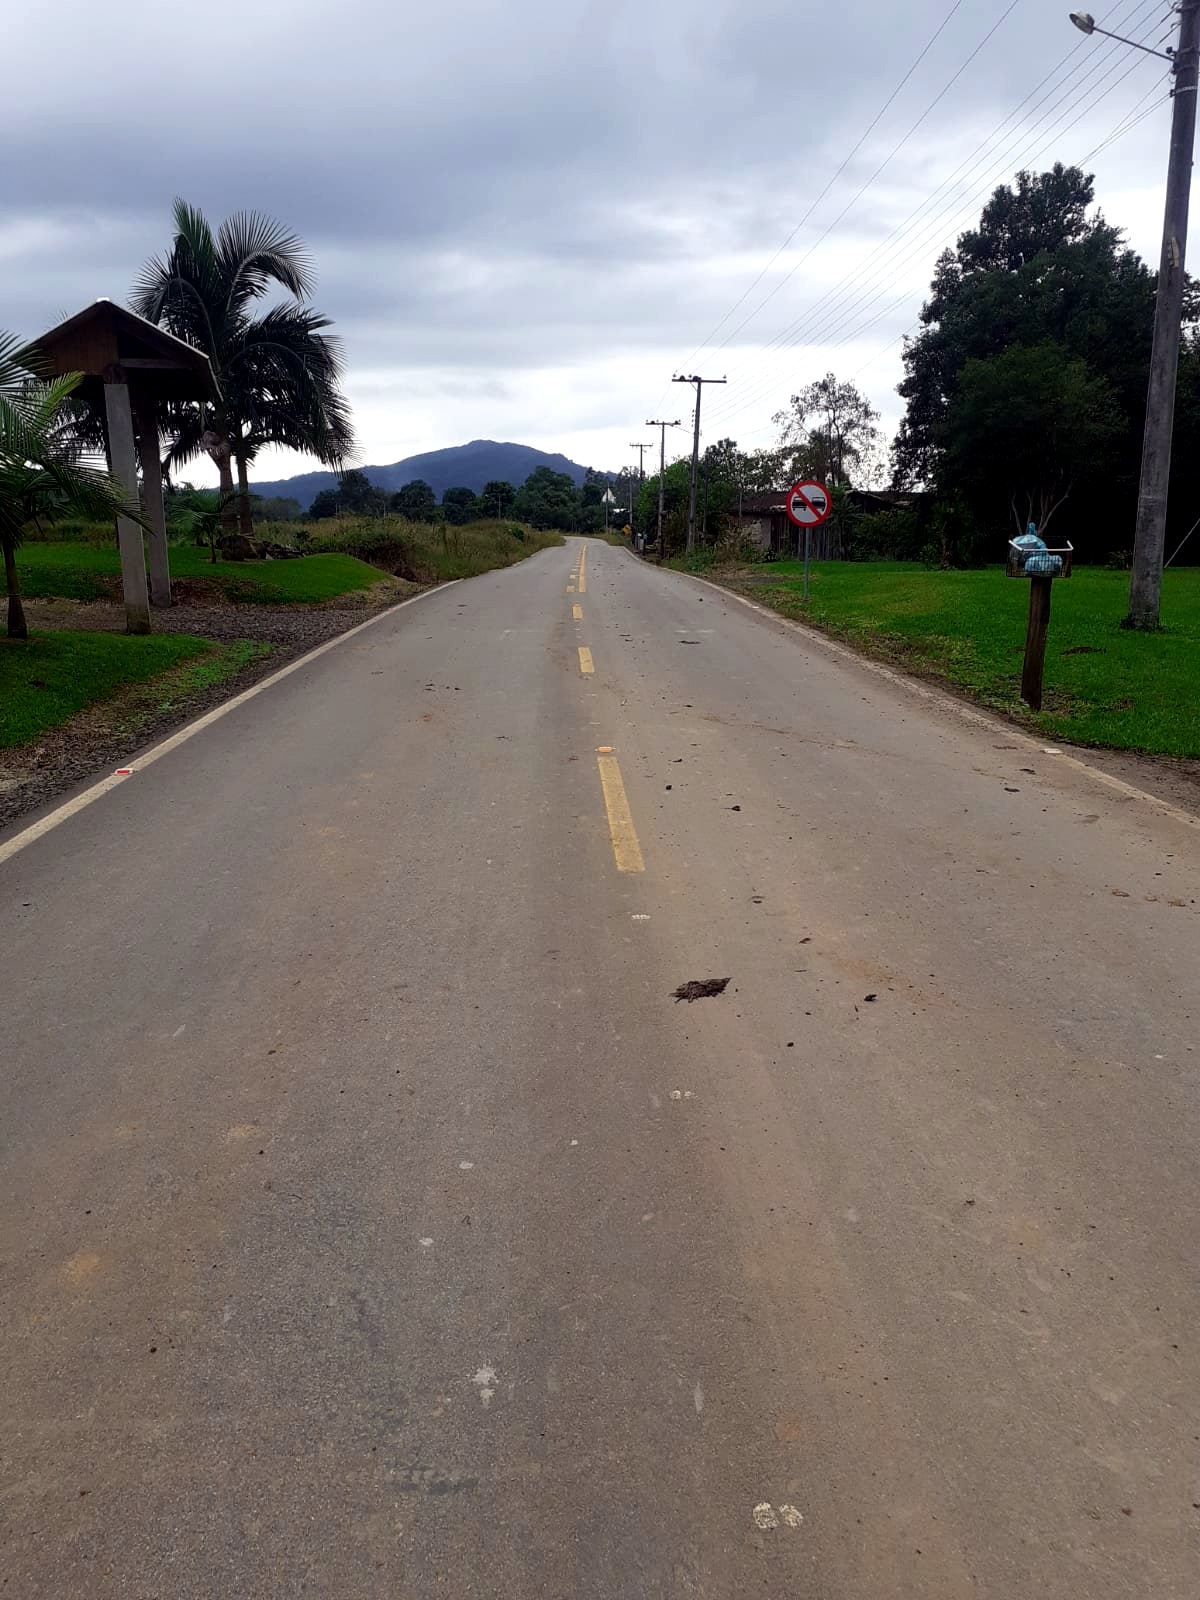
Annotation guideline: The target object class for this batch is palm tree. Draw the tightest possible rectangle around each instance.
[132,200,354,539]
[0,333,141,640]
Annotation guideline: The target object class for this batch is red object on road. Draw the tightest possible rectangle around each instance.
[786,479,832,528]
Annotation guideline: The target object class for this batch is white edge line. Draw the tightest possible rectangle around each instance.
[0,582,458,869]
[667,565,1200,834]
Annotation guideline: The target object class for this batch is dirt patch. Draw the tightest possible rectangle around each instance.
[672,978,731,1003]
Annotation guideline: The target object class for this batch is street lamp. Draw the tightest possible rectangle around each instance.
[1069,10,1174,58]
[1071,4,1200,626]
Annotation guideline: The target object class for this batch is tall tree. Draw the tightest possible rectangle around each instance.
[0,334,140,639]
[391,479,436,521]
[774,374,880,487]
[441,486,477,525]
[477,480,516,520]
[944,343,1121,537]
[892,164,1160,557]
[513,467,580,530]
[133,199,354,538]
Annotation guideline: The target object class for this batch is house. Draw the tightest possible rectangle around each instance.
[728,486,928,559]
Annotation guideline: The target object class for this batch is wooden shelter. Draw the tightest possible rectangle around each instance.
[33,300,219,633]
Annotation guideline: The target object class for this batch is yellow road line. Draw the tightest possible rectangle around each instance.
[572,603,583,620]
[578,544,587,594]
[578,646,595,675]
[596,753,645,873]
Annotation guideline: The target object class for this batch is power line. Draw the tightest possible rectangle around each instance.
[705,1,1169,429]
[705,0,1164,423]
[669,0,972,378]
[700,0,1026,362]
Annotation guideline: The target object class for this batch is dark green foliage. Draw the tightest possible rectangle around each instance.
[513,467,581,530]
[390,479,437,521]
[891,163,1200,562]
[441,486,477,525]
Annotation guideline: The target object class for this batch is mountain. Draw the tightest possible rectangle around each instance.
[251,440,596,510]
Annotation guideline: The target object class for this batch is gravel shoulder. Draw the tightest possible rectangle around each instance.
[0,582,418,833]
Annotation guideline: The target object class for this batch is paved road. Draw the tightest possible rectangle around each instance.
[3,539,1197,1598]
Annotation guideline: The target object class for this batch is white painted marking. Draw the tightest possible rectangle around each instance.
[459,1161,475,1170]
[419,1237,434,1249]
[473,1364,497,1407]
[693,1384,704,1414]
[753,1503,779,1530]
[172,1024,186,1039]
[0,583,457,868]
[570,1138,579,1147]
[670,1089,682,1100]
[631,913,651,921]
[779,1505,804,1528]
[1043,747,1061,754]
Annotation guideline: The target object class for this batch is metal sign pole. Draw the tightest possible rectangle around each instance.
[804,524,811,601]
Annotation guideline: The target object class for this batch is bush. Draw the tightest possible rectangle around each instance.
[854,508,924,561]
[300,514,561,581]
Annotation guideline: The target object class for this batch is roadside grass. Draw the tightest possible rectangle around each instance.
[0,632,267,749]
[708,560,1200,758]
[301,516,563,580]
[15,543,392,605]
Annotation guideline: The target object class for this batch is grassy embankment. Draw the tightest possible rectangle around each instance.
[0,632,267,750]
[684,558,1200,758]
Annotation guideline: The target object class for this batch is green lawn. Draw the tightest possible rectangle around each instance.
[15,543,390,604]
[727,561,1200,758]
[0,632,266,749]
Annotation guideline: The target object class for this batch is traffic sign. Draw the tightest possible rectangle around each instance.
[786,479,831,528]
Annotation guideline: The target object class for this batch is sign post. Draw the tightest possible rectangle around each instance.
[785,479,832,601]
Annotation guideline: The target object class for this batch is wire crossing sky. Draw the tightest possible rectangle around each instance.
[3,0,1182,482]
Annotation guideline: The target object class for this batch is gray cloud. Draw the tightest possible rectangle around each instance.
[4,0,1176,476]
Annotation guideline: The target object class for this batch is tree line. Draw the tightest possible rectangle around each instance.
[307,464,636,531]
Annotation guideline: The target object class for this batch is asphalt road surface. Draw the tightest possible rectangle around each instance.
[3,539,1198,1598]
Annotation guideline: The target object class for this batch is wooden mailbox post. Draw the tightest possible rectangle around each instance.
[1008,537,1074,712]
[33,301,218,634]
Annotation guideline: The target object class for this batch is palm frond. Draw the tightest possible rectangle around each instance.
[217,209,315,313]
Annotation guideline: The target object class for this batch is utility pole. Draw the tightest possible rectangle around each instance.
[672,375,726,554]
[1131,0,1200,626]
[629,441,651,545]
[646,418,682,562]
[1072,5,1200,627]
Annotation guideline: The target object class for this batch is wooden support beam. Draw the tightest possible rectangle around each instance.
[133,396,171,608]
[1020,576,1053,712]
[102,381,151,634]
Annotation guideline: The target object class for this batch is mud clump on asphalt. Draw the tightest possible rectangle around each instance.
[672,978,731,1003]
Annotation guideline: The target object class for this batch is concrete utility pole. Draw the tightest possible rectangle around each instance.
[672,375,726,554]
[646,419,682,562]
[1073,5,1200,626]
[628,441,651,545]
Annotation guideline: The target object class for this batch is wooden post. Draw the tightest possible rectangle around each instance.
[1021,575,1053,711]
[102,378,151,635]
[134,396,172,608]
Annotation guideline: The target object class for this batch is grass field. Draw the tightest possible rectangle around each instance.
[0,632,266,749]
[14,543,391,605]
[716,561,1200,758]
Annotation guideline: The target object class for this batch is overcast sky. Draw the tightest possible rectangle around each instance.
[4,0,1181,486]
